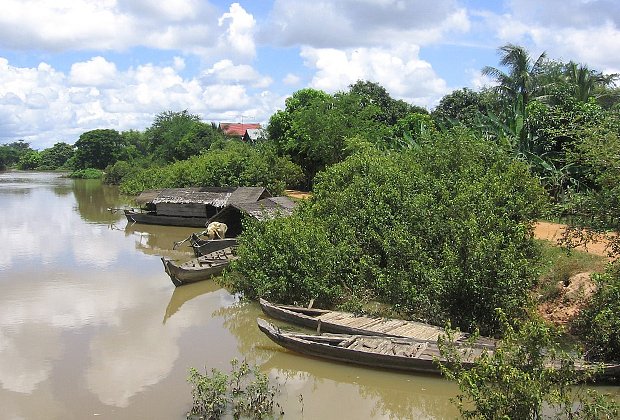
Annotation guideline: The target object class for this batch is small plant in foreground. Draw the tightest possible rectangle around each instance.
[187,359,282,419]
[437,310,619,419]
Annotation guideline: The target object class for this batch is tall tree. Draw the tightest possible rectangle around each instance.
[145,110,220,162]
[563,61,618,104]
[482,44,547,105]
[74,129,124,169]
[39,142,75,169]
[348,80,422,125]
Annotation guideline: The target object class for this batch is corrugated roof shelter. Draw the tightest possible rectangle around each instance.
[206,196,297,237]
[242,128,266,143]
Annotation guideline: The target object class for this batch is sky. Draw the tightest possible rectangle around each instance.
[1,0,619,150]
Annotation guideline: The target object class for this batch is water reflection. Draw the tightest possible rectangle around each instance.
[124,222,197,259]
[163,280,224,323]
[72,179,123,224]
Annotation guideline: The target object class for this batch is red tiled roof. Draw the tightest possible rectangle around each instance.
[220,123,261,137]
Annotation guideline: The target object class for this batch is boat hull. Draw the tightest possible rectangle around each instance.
[259,298,450,341]
[257,318,461,374]
[189,234,238,257]
[124,209,208,228]
[161,247,237,287]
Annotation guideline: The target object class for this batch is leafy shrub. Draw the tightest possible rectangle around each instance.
[229,130,548,335]
[438,310,619,419]
[187,359,282,419]
[104,160,140,184]
[572,263,620,362]
[225,216,347,306]
[69,168,104,179]
[120,141,303,195]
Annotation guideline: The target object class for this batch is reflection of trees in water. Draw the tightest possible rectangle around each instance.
[213,300,274,365]
[357,375,456,419]
[52,184,72,196]
[72,179,122,224]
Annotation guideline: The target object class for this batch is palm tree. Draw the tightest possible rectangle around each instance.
[563,61,618,103]
[482,44,547,105]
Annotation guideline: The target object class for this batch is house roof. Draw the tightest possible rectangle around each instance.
[136,186,269,207]
[209,196,297,222]
[220,122,261,137]
[243,128,266,142]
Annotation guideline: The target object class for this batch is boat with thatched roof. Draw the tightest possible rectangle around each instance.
[124,186,270,227]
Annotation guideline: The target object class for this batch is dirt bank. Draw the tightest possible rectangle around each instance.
[534,221,614,260]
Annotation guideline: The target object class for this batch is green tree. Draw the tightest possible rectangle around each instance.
[267,83,409,185]
[348,80,423,125]
[563,62,618,104]
[0,140,32,169]
[482,44,547,106]
[17,150,42,170]
[146,110,222,162]
[119,140,302,196]
[431,87,500,129]
[74,129,125,169]
[39,142,75,169]
[572,264,620,363]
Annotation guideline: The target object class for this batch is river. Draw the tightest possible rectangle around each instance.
[0,171,613,420]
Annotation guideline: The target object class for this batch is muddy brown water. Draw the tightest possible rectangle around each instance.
[0,172,617,419]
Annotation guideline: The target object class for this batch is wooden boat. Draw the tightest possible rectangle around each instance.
[257,318,488,374]
[259,298,488,344]
[125,209,208,228]
[161,247,237,287]
[258,319,620,379]
[188,233,238,257]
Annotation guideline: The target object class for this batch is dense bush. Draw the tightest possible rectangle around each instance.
[228,130,547,335]
[103,160,146,185]
[119,141,303,196]
[226,216,349,306]
[69,168,104,179]
[572,263,620,362]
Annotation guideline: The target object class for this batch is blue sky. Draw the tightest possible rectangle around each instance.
[1,0,619,150]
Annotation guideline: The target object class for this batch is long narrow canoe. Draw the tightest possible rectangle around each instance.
[259,298,484,344]
[258,319,620,379]
[189,233,238,257]
[161,247,237,287]
[257,318,487,374]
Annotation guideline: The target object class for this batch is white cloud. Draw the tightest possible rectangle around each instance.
[263,0,469,47]
[0,0,254,60]
[483,0,620,75]
[218,3,257,58]
[467,69,497,91]
[301,44,449,108]
[70,56,118,87]
[203,60,272,88]
[283,73,301,85]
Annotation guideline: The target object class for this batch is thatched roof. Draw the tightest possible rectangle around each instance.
[135,187,269,207]
[209,196,297,222]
